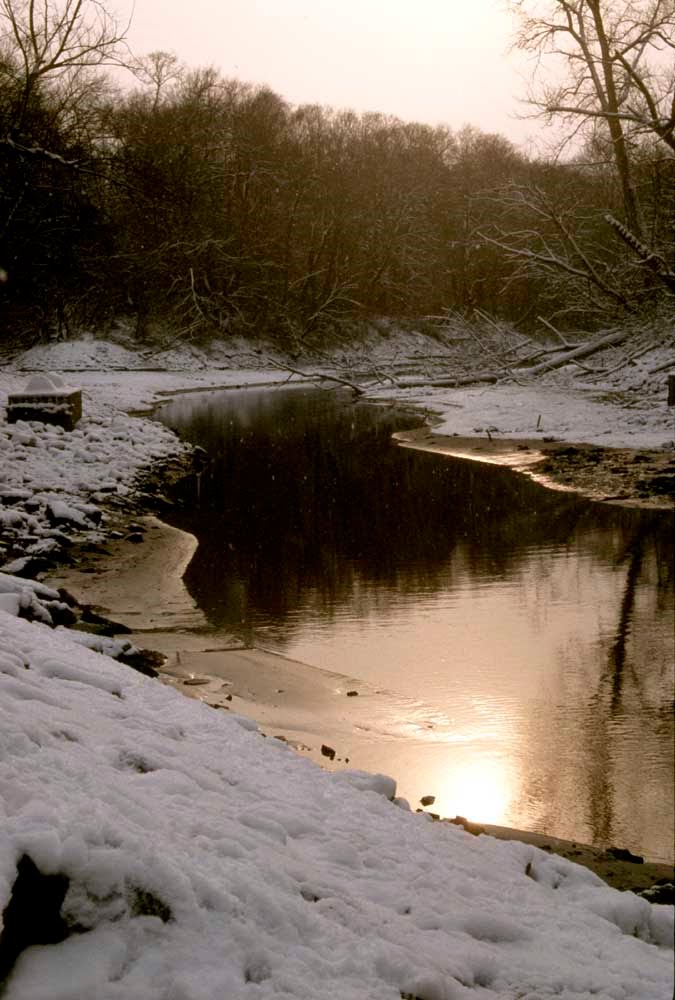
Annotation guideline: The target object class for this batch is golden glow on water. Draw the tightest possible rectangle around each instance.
[424,755,516,826]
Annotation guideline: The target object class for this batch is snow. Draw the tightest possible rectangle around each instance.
[0,610,672,1000]
[14,373,72,397]
[0,329,673,997]
[382,380,675,449]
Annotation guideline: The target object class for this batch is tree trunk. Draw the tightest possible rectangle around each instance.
[586,0,642,238]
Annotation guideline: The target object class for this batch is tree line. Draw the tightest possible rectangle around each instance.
[0,0,673,350]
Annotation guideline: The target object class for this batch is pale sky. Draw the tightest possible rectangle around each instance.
[119,0,540,148]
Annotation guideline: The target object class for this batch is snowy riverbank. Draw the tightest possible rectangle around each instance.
[1,330,674,997]
[2,608,674,1000]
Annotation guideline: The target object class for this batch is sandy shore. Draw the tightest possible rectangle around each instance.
[49,513,674,895]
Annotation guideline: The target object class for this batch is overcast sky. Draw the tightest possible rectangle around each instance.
[120,0,541,148]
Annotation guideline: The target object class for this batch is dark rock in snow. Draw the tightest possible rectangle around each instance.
[637,881,674,905]
[43,601,78,627]
[129,886,172,923]
[118,648,163,678]
[0,489,32,505]
[0,855,70,984]
[45,500,94,530]
[0,555,53,578]
[420,795,436,807]
[321,744,336,760]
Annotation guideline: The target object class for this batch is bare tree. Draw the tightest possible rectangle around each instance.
[512,0,675,238]
[0,0,128,141]
[129,50,183,112]
[477,178,633,320]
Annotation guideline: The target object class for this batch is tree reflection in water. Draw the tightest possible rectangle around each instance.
[157,386,674,860]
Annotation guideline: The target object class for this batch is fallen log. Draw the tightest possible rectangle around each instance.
[513,329,630,376]
[396,372,499,389]
[396,329,631,389]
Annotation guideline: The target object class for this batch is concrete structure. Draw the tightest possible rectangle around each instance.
[7,374,82,430]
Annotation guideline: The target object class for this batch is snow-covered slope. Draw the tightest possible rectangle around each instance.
[1,611,672,1000]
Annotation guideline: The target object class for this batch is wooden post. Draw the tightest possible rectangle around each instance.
[668,375,675,406]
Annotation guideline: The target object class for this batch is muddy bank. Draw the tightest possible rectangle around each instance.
[394,429,674,508]
[47,516,206,633]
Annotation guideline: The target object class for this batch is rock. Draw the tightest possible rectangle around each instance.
[321,744,336,760]
[129,886,172,923]
[57,588,79,607]
[639,473,675,495]
[0,489,32,505]
[606,846,644,864]
[420,795,436,807]
[637,882,674,905]
[118,648,163,678]
[43,601,78,627]
[346,690,359,697]
[73,503,102,525]
[448,815,485,836]
[80,607,132,635]
[0,855,70,983]
[0,556,53,578]
[183,677,210,686]
[69,621,116,637]
[45,500,94,531]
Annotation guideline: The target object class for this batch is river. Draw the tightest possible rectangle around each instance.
[155,385,675,862]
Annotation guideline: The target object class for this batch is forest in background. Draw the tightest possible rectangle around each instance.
[0,0,673,352]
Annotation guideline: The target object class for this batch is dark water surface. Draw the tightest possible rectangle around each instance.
[157,386,675,861]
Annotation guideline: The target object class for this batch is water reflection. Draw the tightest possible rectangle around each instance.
[432,756,515,826]
[157,387,674,860]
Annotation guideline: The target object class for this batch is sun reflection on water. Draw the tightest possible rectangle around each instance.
[426,755,517,826]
